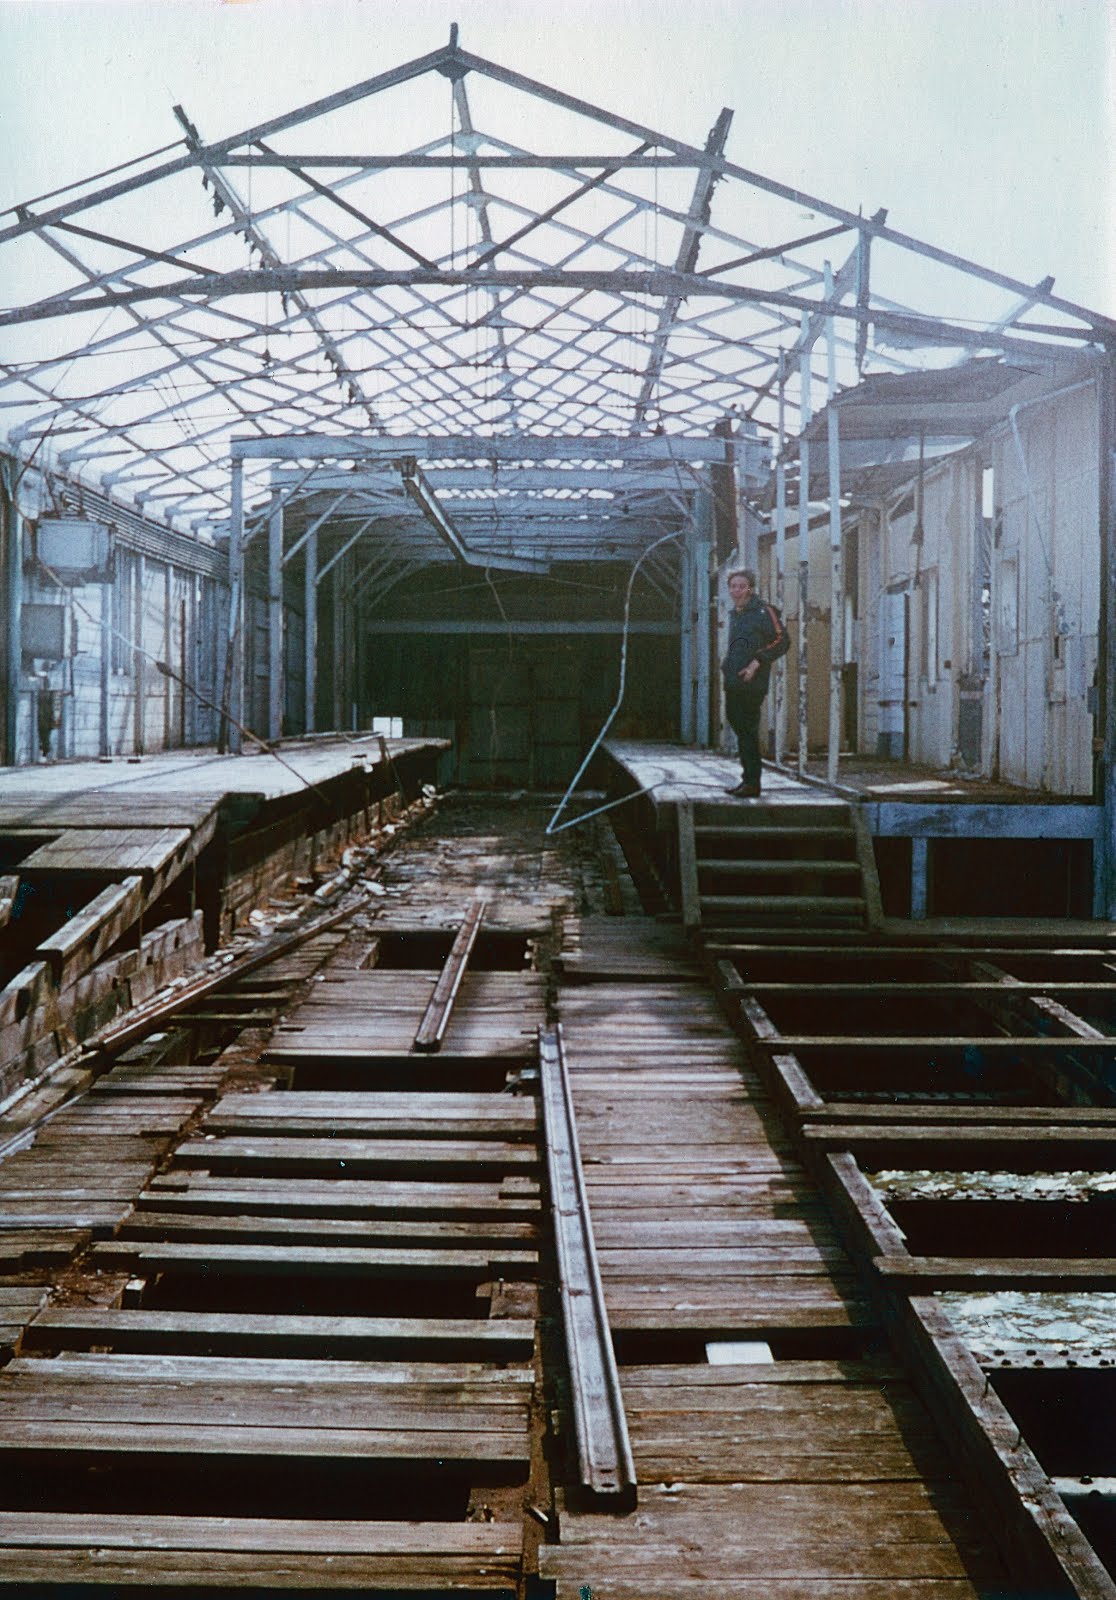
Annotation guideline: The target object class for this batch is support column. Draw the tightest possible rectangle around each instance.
[333,561,349,731]
[694,482,713,747]
[163,562,173,751]
[1100,354,1116,917]
[99,580,111,758]
[190,574,203,746]
[824,260,844,786]
[133,553,145,756]
[304,526,318,735]
[679,526,694,744]
[5,498,23,766]
[911,836,929,920]
[774,350,788,763]
[224,459,245,753]
[268,491,284,742]
[797,317,813,776]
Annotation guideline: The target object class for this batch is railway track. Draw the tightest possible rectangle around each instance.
[0,797,630,1593]
[0,790,1113,1595]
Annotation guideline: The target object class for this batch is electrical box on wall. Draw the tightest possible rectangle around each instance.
[21,603,67,661]
[35,518,113,582]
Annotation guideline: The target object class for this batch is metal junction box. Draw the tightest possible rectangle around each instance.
[36,518,113,581]
[21,602,67,660]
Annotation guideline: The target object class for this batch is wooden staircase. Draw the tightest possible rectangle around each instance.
[678,797,882,938]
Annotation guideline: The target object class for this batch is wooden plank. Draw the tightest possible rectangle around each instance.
[414,896,487,1053]
[25,1309,535,1359]
[173,1135,537,1174]
[899,1296,1116,1599]
[119,1212,538,1248]
[29,1354,533,1386]
[0,1513,522,1558]
[0,1550,518,1589]
[89,1240,538,1278]
[142,1175,540,1218]
[0,875,18,931]
[19,826,195,880]
[678,800,700,933]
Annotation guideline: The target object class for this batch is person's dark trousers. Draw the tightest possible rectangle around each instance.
[724,684,766,789]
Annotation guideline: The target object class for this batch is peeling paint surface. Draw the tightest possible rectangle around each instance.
[940,1290,1116,1367]
[872,1169,1116,1203]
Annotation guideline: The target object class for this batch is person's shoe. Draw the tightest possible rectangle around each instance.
[726,781,761,798]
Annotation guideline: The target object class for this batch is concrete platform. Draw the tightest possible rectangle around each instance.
[0,735,448,1107]
[601,740,1111,925]
[601,739,838,817]
[0,735,446,817]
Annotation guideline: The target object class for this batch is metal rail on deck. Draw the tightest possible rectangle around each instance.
[539,1023,637,1510]
[412,897,487,1053]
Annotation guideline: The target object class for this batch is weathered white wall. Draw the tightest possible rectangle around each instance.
[764,371,1102,795]
[988,380,1099,792]
[856,376,1100,793]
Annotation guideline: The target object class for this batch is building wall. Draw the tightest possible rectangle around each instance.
[866,380,1101,793]
[759,372,1102,795]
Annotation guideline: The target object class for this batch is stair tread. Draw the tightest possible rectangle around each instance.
[698,859,859,874]
[695,825,853,836]
[699,894,866,910]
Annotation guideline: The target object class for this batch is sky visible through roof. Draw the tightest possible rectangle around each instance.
[0,0,1110,549]
[2,0,1111,314]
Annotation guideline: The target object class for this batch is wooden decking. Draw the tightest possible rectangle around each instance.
[544,917,1008,1598]
[0,792,1108,1594]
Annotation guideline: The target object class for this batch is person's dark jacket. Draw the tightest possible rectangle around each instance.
[722,594,786,693]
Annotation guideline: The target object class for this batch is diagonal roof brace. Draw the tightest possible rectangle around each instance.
[633,106,733,431]
[400,457,550,574]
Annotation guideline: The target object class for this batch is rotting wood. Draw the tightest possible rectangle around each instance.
[35,876,145,989]
[413,895,488,1053]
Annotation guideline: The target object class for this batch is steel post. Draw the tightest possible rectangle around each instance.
[695,481,713,746]
[99,581,111,758]
[268,491,284,741]
[774,350,787,763]
[3,498,19,767]
[825,261,843,786]
[304,526,318,734]
[133,553,145,756]
[679,526,694,743]
[226,459,245,753]
[798,317,813,776]
[1101,355,1116,917]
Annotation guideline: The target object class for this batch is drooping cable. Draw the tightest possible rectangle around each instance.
[545,525,682,835]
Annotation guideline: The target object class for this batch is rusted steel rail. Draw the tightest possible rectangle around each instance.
[412,896,487,1053]
[539,1022,636,1510]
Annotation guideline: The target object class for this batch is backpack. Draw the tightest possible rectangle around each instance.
[763,604,793,661]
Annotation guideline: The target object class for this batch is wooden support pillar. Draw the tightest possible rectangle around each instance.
[304,526,318,735]
[268,492,284,742]
[824,260,843,787]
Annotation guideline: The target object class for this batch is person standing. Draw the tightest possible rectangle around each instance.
[721,568,788,798]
